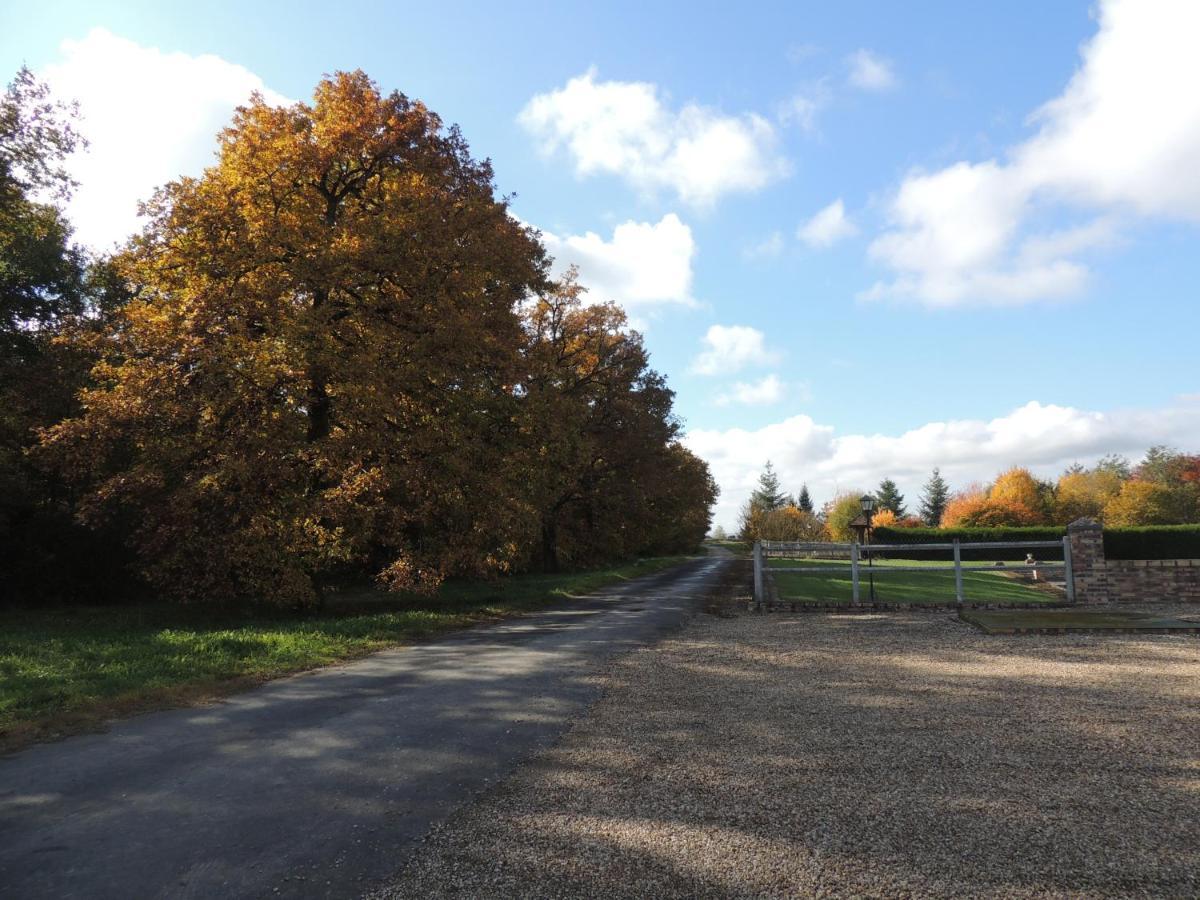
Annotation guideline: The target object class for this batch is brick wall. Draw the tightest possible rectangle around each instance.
[1068,518,1200,603]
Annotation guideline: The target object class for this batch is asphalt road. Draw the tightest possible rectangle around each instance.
[0,552,730,899]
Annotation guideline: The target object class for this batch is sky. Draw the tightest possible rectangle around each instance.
[4,0,1200,530]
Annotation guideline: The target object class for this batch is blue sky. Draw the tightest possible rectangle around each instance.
[4,0,1199,528]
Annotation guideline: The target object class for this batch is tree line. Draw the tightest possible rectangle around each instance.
[737,448,1200,541]
[1,70,717,606]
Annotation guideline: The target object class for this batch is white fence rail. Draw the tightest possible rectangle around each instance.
[752,537,1074,607]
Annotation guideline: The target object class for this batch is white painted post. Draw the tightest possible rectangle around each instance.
[851,542,860,605]
[1062,535,1075,604]
[753,541,764,607]
[953,539,964,605]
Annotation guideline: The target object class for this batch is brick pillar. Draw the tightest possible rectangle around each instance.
[1068,518,1107,604]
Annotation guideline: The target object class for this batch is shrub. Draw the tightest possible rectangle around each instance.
[824,492,867,542]
[1104,526,1200,559]
[758,506,826,542]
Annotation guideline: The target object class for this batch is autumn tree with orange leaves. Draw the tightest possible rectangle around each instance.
[519,272,715,570]
[40,72,715,605]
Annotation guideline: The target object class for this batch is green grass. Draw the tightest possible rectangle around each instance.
[0,555,694,749]
[962,608,1200,634]
[769,558,1059,606]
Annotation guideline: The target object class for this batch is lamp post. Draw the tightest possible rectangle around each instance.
[860,494,877,603]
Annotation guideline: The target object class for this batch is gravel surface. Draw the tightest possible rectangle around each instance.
[375,604,1200,899]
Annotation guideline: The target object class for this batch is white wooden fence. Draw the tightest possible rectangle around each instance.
[753,538,1074,607]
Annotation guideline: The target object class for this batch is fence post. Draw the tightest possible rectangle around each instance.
[753,541,763,607]
[851,541,860,605]
[953,539,964,605]
[1062,535,1075,604]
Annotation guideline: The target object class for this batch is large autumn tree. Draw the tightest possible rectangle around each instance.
[44,72,549,605]
[518,272,714,570]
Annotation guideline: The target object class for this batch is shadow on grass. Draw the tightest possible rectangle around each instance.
[0,555,697,749]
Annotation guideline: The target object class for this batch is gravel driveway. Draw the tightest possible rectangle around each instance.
[377,605,1200,898]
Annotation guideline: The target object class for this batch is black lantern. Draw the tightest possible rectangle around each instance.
[859,495,877,602]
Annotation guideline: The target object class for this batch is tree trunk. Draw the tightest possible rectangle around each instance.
[541,518,559,574]
[306,368,331,442]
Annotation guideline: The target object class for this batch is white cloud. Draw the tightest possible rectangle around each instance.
[778,81,830,133]
[519,68,789,208]
[798,198,857,247]
[742,231,785,260]
[687,397,1200,531]
[539,213,696,312]
[714,374,791,407]
[846,49,897,92]
[690,324,779,376]
[40,28,290,250]
[866,0,1200,306]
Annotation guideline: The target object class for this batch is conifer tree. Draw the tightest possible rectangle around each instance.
[918,468,950,526]
[875,478,905,517]
[796,483,814,514]
[750,461,788,512]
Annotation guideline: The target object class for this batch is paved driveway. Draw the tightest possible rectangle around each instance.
[0,553,729,899]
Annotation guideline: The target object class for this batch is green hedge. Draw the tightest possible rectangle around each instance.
[871,526,1066,561]
[1104,526,1200,560]
[871,524,1200,560]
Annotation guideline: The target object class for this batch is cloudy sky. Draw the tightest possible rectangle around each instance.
[4,0,1200,529]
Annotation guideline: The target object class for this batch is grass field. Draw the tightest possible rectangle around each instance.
[0,555,694,751]
[768,558,1059,606]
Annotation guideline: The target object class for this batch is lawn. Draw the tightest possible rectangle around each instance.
[768,558,1059,606]
[0,555,694,751]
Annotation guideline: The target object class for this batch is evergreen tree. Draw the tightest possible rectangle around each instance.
[750,461,788,512]
[796,483,814,514]
[875,478,906,517]
[918,468,950,526]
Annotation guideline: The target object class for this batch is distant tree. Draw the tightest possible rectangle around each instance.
[710,524,728,541]
[796,483,814,514]
[941,481,1044,527]
[989,467,1051,523]
[1103,480,1179,526]
[1053,466,1124,524]
[918,468,949,526]
[757,505,826,542]
[824,492,866,542]
[1130,446,1200,522]
[875,478,906,517]
[1094,453,1132,480]
[750,461,788,512]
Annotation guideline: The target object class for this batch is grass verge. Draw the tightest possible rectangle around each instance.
[769,558,1059,606]
[0,555,695,753]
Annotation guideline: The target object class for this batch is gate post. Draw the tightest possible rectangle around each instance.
[851,542,860,605]
[953,539,964,605]
[1062,535,1075,604]
[753,540,764,607]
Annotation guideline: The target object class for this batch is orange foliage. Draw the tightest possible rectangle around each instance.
[39,72,716,604]
[941,485,1043,527]
[869,508,898,529]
